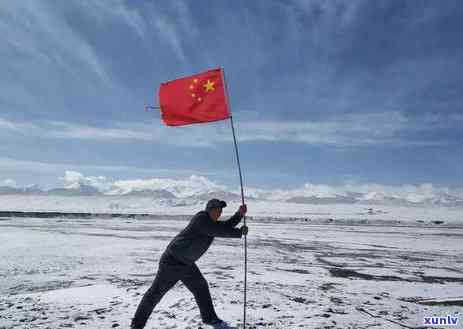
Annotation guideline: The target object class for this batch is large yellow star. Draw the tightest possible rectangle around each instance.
[203,79,215,92]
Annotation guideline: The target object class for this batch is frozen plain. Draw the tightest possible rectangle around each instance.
[1,199,462,328]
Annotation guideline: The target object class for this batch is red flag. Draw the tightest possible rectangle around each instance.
[159,68,231,126]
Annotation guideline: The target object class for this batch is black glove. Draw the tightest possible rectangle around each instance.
[240,225,248,236]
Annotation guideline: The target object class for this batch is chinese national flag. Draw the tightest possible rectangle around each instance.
[159,68,231,126]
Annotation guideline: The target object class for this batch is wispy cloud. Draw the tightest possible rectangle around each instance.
[47,121,154,143]
[1,111,461,147]
[0,117,222,147]
[239,112,463,147]
[85,0,197,67]
[239,112,407,146]
[0,157,207,188]
[0,1,109,83]
[0,118,33,131]
[79,1,148,43]
[152,17,188,66]
[150,2,198,67]
[45,121,225,147]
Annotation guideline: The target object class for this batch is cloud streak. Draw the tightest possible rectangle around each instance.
[0,1,109,83]
[1,111,461,147]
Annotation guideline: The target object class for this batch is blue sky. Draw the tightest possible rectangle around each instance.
[1,0,462,189]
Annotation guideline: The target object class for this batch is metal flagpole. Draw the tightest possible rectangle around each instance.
[221,69,248,329]
[230,115,247,328]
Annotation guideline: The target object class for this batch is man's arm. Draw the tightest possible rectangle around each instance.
[221,212,243,227]
[221,204,247,227]
[197,214,243,238]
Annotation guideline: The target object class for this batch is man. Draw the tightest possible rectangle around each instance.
[131,199,248,329]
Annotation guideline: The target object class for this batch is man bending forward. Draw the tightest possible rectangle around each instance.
[131,199,248,328]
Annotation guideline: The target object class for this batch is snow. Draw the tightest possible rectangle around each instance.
[1,213,462,328]
[1,195,463,225]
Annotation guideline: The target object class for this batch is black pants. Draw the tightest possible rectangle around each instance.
[131,253,218,328]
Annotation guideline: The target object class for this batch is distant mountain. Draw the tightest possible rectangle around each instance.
[1,179,463,208]
[286,195,357,204]
[282,189,463,207]
[430,193,463,206]
[196,190,245,202]
[356,192,463,207]
[360,196,410,206]
[46,184,101,196]
[121,189,177,198]
[23,185,45,195]
[0,185,45,195]
[0,186,24,195]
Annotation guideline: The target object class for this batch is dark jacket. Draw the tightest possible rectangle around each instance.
[163,210,243,265]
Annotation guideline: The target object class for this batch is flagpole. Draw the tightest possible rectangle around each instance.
[221,69,248,329]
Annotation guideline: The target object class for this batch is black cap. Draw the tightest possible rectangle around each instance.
[206,198,227,210]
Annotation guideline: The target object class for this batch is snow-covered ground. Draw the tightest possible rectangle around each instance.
[1,195,463,225]
[1,213,462,328]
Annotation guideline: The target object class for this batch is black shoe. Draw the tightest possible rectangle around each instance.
[203,317,224,325]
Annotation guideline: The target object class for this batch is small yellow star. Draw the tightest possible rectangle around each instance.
[197,97,202,102]
[193,79,198,83]
[191,93,196,98]
[189,85,194,90]
[203,79,215,92]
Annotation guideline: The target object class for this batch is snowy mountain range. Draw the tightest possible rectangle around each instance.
[1,171,463,207]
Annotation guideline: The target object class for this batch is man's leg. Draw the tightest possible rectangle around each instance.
[181,263,219,323]
[131,257,184,328]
